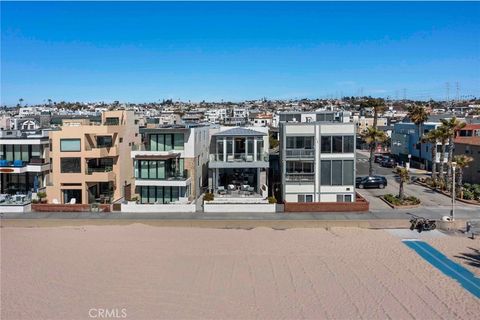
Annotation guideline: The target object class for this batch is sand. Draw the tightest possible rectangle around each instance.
[1,224,479,320]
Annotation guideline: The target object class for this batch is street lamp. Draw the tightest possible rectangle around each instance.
[451,162,457,221]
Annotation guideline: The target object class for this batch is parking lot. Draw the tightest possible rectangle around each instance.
[355,151,475,212]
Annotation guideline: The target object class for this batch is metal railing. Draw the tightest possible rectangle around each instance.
[285,149,315,158]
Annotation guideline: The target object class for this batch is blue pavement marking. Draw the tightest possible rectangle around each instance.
[403,239,480,299]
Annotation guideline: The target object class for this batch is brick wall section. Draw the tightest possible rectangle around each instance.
[284,193,369,213]
[32,204,111,212]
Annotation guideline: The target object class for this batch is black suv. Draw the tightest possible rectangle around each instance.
[356,176,387,189]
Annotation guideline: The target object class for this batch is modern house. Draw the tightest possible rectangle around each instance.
[0,129,51,211]
[279,112,364,212]
[206,126,274,212]
[454,124,480,184]
[123,124,210,212]
[391,122,449,170]
[47,110,139,205]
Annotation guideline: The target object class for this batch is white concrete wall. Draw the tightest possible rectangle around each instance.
[285,184,315,193]
[0,204,32,213]
[204,203,276,213]
[121,203,196,213]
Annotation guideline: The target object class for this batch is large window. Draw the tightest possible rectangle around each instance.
[96,136,113,148]
[298,194,313,202]
[60,157,81,173]
[138,186,187,204]
[60,139,81,152]
[321,136,331,153]
[343,136,354,153]
[332,136,343,153]
[286,161,314,173]
[286,136,314,149]
[320,160,355,186]
[149,133,184,151]
[1,145,30,162]
[137,159,184,179]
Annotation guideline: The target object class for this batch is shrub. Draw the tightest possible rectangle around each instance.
[383,194,420,206]
[267,196,277,204]
[130,196,139,202]
[36,191,47,199]
[31,199,39,204]
[204,193,214,201]
[462,189,475,200]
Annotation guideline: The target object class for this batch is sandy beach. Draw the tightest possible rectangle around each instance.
[1,224,479,320]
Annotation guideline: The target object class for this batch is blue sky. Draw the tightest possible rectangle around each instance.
[1,1,479,105]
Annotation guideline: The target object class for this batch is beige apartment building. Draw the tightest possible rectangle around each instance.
[47,111,140,204]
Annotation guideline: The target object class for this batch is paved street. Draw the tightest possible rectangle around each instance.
[355,150,479,219]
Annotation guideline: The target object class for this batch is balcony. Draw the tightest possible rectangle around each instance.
[0,159,50,173]
[85,166,116,182]
[209,152,269,169]
[131,144,181,159]
[285,173,315,182]
[135,170,191,187]
[285,149,315,158]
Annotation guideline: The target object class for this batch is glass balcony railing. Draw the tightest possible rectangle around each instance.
[0,158,47,167]
[86,166,113,175]
[285,173,315,182]
[210,152,269,162]
[136,169,189,180]
[285,149,315,158]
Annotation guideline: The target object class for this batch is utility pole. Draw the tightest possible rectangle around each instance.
[402,88,407,102]
[445,82,450,102]
[455,82,460,102]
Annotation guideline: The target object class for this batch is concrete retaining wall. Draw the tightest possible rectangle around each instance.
[284,193,369,213]
[32,204,110,212]
[204,203,276,213]
[0,204,32,213]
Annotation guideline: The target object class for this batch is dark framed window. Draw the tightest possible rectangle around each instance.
[321,136,331,153]
[332,160,343,185]
[60,139,81,152]
[343,136,354,153]
[321,160,331,185]
[60,157,81,173]
[332,136,343,153]
[343,160,354,185]
[96,136,113,148]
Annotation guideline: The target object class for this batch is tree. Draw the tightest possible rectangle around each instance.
[407,105,429,165]
[361,126,387,176]
[360,97,385,128]
[19,98,24,107]
[440,117,466,188]
[421,128,441,185]
[395,167,409,200]
[453,155,473,198]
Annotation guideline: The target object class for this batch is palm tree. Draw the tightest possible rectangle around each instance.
[437,126,449,189]
[453,155,473,198]
[360,97,385,128]
[395,167,409,200]
[407,105,429,166]
[440,117,466,188]
[19,98,24,107]
[421,128,441,185]
[361,126,387,176]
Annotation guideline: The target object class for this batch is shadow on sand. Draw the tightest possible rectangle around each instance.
[455,247,480,270]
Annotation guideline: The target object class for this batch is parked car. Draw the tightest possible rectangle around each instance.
[374,154,384,163]
[356,176,366,184]
[356,176,387,189]
[381,157,397,168]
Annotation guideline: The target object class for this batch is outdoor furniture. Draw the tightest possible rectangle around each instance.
[13,160,24,167]
[227,155,234,162]
[0,160,9,167]
[228,184,236,191]
[69,198,76,204]
[217,186,227,195]
[52,198,59,204]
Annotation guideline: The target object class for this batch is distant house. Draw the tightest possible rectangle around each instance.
[454,124,480,184]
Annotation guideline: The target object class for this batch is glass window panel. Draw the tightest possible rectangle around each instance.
[345,194,352,202]
[304,162,314,173]
[321,160,331,185]
[336,195,344,202]
[343,160,354,185]
[286,137,295,148]
[298,195,305,202]
[158,161,165,179]
[343,136,354,153]
[6,145,13,161]
[164,187,171,203]
[332,136,343,153]
[171,187,179,202]
[226,139,233,153]
[179,159,184,176]
[149,161,157,179]
[174,133,184,150]
[134,160,138,178]
[295,137,304,149]
[158,134,165,151]
[148,187,156,204]
[325,113,334,121]
[164,134,173,151]
[21,145,29,161]
[156,187,164,204]
[140,160,149,179]
[305,195,313,202]
[32,145,41,157]
[332,160,343,185]
[14,145,21,160]
[149,134,158,151]
[321,136,331,153]
[60,139,81,152]
[60,158,81,173]
[305,137,313,149]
